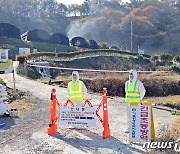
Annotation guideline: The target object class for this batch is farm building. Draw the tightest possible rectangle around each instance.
[21,29,51,43]
[0,23,20,39]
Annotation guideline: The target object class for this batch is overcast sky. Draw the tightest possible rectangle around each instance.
[57,0,130,5]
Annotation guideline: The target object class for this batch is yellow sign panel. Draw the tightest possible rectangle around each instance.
[129,102,155,143]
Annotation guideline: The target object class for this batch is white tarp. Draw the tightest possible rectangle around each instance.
[59,106,96,127]
[0,103,8,115]
[0,84,8,115]
[0,84,6,91]
[129,104,151,142]
[0,86,6,92]
[0,91,8,97]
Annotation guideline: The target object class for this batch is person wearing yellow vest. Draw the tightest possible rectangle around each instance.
[68,71,87,106]
[124,69,146,133]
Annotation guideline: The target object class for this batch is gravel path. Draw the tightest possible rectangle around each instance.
[0,61,175,154]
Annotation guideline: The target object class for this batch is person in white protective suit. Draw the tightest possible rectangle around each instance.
[68,71,87,106]
[124,69,146,133]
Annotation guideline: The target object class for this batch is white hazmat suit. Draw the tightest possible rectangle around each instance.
[124,69,146,133]
[68,71,87,106]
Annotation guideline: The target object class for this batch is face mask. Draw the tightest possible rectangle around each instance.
[129,72,134,80]
[72,74,77,81]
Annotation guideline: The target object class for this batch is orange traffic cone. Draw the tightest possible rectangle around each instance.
[102,88,111,139]
[48,88,60,135]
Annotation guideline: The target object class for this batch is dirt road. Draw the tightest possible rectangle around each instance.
[0,61,175,154]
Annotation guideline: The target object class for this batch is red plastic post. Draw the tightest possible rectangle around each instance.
[102,88,111,139]
[47,88,59,135]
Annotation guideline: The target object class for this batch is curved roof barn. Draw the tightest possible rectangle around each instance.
[49,33,69,45]
[21,29,51,43]
[71,37,89,48]
[0,23,20,39]
[89,40,99,49]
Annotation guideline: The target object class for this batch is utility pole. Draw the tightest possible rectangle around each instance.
[55,48,57,57]
[12,61,16,97]
[131,21,133,52]
[13,69,16,96]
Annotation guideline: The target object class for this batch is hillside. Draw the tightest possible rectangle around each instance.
[16,53,180,99]
[0,0,180,55]
[0,38,76,59]
[50,56,153,75]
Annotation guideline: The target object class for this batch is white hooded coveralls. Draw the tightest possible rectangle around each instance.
[125,69,146,131]
[68,71,87,106]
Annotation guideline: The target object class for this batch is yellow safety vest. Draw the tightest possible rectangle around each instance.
[125,80,140,102]
[68,80,83,102]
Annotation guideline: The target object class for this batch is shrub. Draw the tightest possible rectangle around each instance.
[171,66,180,74]
[128,55,150,64]
[149,117,180,154]
[157,65,180,74]
[150,55,159,62]
[83,74,180,97]
[160,53,173,65]
[99,42,109,49]
[173,56,180,63]
[16,55,27,64]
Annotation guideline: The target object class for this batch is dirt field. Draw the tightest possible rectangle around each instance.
[0,61,177,154]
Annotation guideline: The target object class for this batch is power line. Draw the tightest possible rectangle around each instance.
[132,25,180,38]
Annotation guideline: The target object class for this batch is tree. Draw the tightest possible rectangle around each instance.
[160,53,173,65]
[99,42,109,49]
[120,8,157,35]
[40,0,58,18]
[150,55,159,63]
[57,3,68,16]
[142,5,159,20]
[104,9,123,24]
[173,56,180,63]
[68,4,81,16]
[104,0,122,10]
[79,1,90,16]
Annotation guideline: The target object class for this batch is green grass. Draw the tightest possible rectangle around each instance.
[0,38,31,50]
[29,41,76,52]
[0,37,77,53]
[0,59,13,71]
